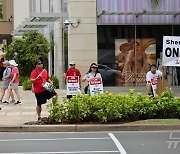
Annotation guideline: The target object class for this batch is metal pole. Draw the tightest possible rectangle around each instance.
[134,15,137,86]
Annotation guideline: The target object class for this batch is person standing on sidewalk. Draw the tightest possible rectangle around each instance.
[30,60,56,122]
[82,63,102,95]
[64,61,82,99]
[4,60,21,104]
[146,64,162,96]
[0,60,15,103]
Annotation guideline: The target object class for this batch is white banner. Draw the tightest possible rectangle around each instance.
[89,77,103,96]
[66,76,80,95]
[162,36,180,66]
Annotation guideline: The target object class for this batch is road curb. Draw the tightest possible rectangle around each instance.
[0,124,180,132]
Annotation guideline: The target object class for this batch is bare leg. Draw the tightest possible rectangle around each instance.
[14,89,20,101]
[36,105,42,119]
[147,83,152,95]
[10,91,14,101]
[6,88,12,102]
[0,89,5,101]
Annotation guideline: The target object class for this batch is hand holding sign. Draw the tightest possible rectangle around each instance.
[89,77,103,96]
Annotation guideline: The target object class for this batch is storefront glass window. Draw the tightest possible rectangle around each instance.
[98,25,179,86]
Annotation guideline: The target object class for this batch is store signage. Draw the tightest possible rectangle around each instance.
[162,36,180,66]
[66,76,80,95]
[89,77,103,96]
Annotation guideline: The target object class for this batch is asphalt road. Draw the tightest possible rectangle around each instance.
[0,131,179,154]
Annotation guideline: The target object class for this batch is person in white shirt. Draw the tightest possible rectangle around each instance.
[146,64,162,96]
[82,63,102,95]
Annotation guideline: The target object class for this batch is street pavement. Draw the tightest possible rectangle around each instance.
[0,131,180,154]
[0,84,180,131]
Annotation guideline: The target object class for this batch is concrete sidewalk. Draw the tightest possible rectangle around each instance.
[0,85,180,132]
[0,86,66,125]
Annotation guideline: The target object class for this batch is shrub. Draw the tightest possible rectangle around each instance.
[19,76,29,86]
[47,95,66,123]
[157,90,180,118]
[50,76,59,88]
[22,78,32,90]
[47,90,180,124]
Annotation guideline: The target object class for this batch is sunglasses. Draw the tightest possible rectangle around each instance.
[70,64,75,66]
[38,63,43,65]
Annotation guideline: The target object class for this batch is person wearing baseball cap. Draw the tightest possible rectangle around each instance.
[63,61,82,99]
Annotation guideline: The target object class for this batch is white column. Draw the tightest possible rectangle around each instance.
[68,0,97,79]
[53,0,64,88]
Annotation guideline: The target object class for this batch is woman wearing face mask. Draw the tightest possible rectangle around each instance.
[82,63,102,95]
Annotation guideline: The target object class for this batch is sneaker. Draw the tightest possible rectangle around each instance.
[2,101,9,104]
[0,107,1,110]
[10,100,16,104]
[15,101,21,105]
[38,117,41,122]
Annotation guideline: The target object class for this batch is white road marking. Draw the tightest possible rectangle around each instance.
[4,151,119,154]
[108,133,127,154]
[0,137,110,142]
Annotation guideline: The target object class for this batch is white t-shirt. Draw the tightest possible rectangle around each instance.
[146,70,162,82]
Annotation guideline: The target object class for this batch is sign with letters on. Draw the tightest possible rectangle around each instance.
[89,77,103,96]
[162,36,180,66]
[66,76,80,95]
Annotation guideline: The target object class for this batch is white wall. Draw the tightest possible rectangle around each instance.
[13,0,29,29]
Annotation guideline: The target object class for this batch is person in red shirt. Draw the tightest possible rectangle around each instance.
[64,61,82,99]
[4,60,20,104]
[30,60,56,122]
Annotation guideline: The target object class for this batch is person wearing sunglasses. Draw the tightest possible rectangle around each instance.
[64,61,82,99]
[82,63,102,95]
[30,60,56,122]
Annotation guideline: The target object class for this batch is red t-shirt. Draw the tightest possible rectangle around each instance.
[11,67,19,84]
[66,68,81,77]
[30,68,49,93]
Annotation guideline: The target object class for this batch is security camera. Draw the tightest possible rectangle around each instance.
[64,20,70,26]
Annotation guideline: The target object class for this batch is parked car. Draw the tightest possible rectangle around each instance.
[98,64,121,86]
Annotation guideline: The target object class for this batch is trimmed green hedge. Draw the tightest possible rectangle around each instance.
[47,90,180,124]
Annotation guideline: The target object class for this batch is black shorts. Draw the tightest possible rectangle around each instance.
[35,90,57,106]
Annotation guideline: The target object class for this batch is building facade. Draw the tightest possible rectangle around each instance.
[0,0,13,46]
[67,0,180,87]
[1,0,180,88]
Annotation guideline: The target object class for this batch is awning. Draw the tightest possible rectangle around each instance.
[12,12,68,36]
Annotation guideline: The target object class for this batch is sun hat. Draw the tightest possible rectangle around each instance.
[9,60,18,66]
[69,61,76,65]
[91,63,98,68]
[3,60,10,65]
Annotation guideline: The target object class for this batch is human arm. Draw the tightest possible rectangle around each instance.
[82,74,90,82]
[47,78,53,85]
[30,70,44,83]
[30,74,42,83]
[63,73,66,78]
[2,72,11,80]
[146,72,151,83]
[10,73,17,85]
